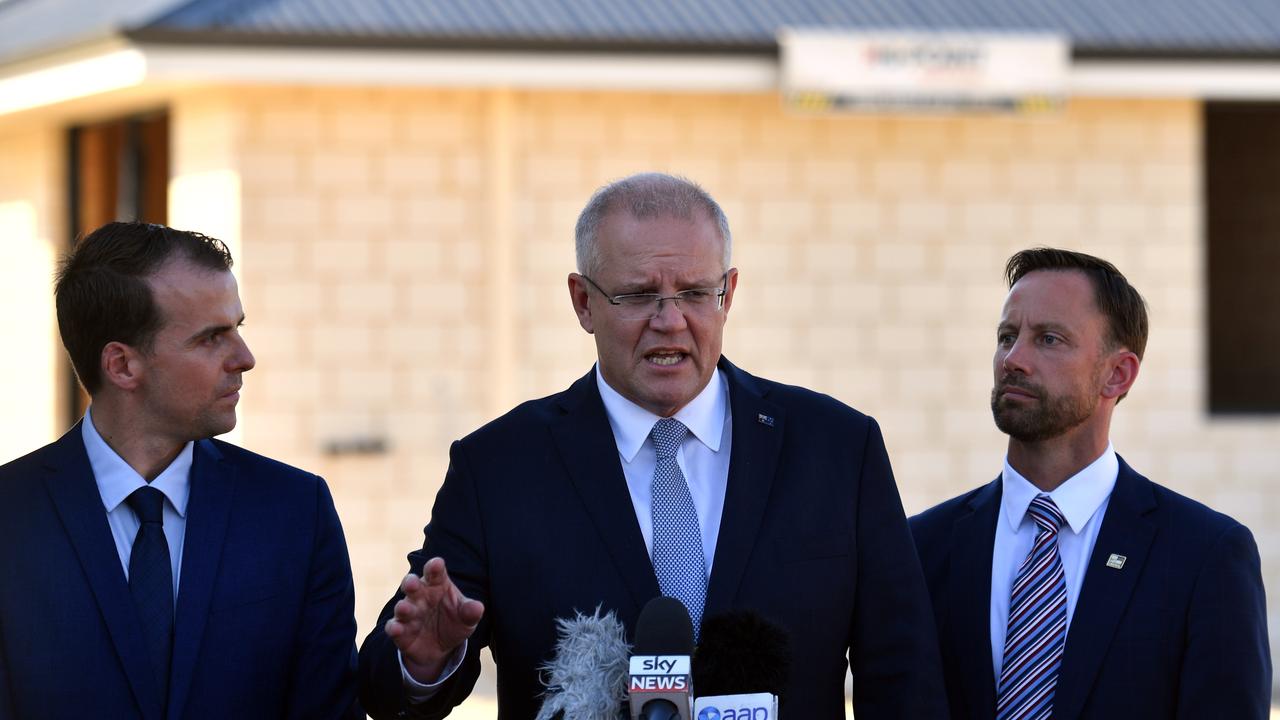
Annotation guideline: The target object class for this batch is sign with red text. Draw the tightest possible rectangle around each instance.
[780,30,1067,113]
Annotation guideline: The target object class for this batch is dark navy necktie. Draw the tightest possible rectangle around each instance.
[127,486,173,706]
[649,418,708,639]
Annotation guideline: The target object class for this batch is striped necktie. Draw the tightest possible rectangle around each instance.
[996,494,1068,720]
[649,418,708,638]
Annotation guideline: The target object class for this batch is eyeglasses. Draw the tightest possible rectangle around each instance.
[579,272,729,321]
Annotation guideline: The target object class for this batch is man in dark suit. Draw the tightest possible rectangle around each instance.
[0,222,359,719]
[911,248,1271,720]
[358,173,947,718]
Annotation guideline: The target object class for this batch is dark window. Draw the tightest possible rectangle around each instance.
[64,111,169,423]
[1205,102,1280,414]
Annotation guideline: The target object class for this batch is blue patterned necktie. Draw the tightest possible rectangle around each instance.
[996,494,1068,720]
[649,418,708,638]
[127,486,173,707]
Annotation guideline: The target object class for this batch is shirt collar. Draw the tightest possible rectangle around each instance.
[1000,444,1118,535]
[595,365,728,463]
[82,407,193,518]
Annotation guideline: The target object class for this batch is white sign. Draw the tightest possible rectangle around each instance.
[694,692,778,720]
[628,655,691,675]
[779,30,1068,113]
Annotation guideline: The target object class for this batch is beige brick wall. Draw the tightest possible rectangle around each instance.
[4,84,1276,699]
[0,128,64,462]
[220,88,501,634]
[209,88,1280,667]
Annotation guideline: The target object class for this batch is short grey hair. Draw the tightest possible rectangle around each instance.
[574,172,732,276]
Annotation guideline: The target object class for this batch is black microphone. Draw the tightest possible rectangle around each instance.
[535,607,631,720]
[692,609,791,720]
[628,596,695,720]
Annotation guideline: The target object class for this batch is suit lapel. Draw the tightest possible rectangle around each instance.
[948,478,1001,719]
[704,359,783,615]
[550,360,786,617]
[43,423,164,720]
[166,439,235,720]
[549,370,660,611]
[1052,459,1157,720]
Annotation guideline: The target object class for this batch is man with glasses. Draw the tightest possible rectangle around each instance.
[358,173,947,718]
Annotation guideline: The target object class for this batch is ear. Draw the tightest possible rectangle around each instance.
[720,267,739,316]
[568,273,594,334]
[100,341,145,392]
[1100,350,1140,401]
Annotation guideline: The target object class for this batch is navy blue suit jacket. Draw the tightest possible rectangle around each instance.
[0,423,360,720]
[359,358,948,719]
[910,458,1271,720]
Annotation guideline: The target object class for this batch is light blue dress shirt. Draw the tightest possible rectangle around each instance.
[82,408,192,600]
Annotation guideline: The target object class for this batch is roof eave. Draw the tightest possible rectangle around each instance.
[122,27,780,58]
[1074,45,1280,62]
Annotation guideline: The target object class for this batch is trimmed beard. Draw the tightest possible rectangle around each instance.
[990,376,1096,443]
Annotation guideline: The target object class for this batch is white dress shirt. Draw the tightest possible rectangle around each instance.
[595,364,732,573]
[82,408,192,599]
[403,366,734,696]
[990,445,1118,679]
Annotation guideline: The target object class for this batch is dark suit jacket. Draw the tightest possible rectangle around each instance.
[0,423,360,720]
[359,357,948,719]
[910,457,1271,720]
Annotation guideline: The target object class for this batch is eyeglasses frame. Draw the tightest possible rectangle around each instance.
[578,271,730,318]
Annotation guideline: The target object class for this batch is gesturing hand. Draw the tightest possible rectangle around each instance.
[385,557,485,683]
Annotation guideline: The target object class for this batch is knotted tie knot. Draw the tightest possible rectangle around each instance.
[650,418,688,460]
[1028,495,1066,536]
[127,486,166,525]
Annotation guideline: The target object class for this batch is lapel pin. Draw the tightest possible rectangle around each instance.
[757,413,775,427]
[1106,553,1127,570]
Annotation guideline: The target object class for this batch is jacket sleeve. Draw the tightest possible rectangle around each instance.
[359,440,490,720]
[0,617,13,720]
[285,477,361,720]
[1176,521,1271,719]
[846,418,951,720]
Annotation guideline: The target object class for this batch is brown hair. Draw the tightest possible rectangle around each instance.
[1004,250,1149,410]
[55,222,233,394]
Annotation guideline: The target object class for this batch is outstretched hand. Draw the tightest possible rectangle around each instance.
[385,557,485,683]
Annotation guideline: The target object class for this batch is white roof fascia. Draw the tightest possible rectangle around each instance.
[122,45,1280,99]
[8,42,1280,119]
[141,44,780,92]
[1071,59,1280,98]
[0,40,146,116]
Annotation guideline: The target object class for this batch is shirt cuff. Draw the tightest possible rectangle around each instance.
[399,641,469,703]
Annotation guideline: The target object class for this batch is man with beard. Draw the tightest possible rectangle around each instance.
[910,248,1270,720]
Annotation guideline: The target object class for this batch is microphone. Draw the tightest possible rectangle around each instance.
[691,610,791,720]
[535,607,632,720]
[628,596,695,720]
